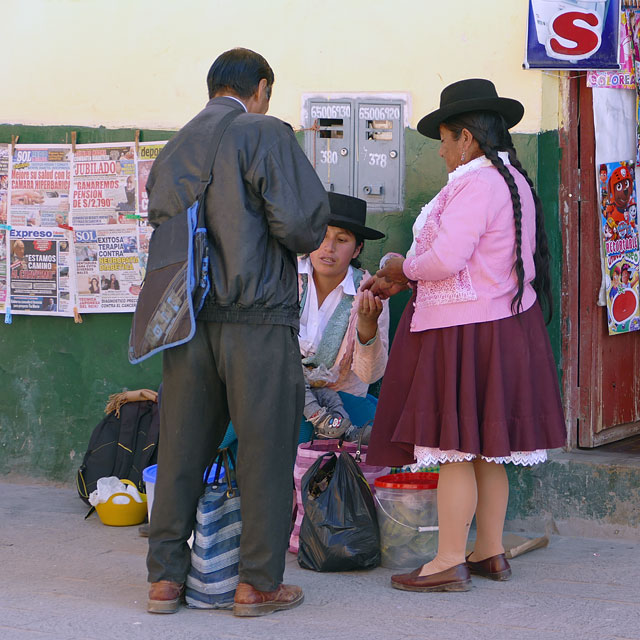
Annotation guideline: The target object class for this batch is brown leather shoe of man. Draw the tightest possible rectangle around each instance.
[466,553,512,581]
[391,563,472,592]
[147,580,184,614]
[233,582,304,617]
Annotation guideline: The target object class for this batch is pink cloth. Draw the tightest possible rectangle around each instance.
[402,164,537,332]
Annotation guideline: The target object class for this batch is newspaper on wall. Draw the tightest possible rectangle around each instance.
[136,142,166,217]
[9,144,71,227]
[74,225,142,313]
[0,144,8,226]
[137,219,153,281]
[0,145,8,312]
[598,160,640,334]
[8,145,72,227]
[71,144,138,227]
[8,226,74,316]
[0,228,7,314]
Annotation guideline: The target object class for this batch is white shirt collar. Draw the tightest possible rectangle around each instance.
[298,256,357,296]
[447,151,511,183]
[220,95,247,112]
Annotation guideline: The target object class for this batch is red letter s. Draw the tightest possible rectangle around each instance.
[547,10,601,60]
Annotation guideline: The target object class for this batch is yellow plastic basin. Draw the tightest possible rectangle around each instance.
[95,479,147,527]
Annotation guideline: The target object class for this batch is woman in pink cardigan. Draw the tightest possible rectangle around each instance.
[364,79,566,592]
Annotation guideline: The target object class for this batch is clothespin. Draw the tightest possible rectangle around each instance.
[57,223,73,231]
[135,130,140,155]
[4,305,12,324]
[73,306,83,324]
[10,135,19,155]
[0,224,11,231]
[71,131,77,154]
[125,214,142,220]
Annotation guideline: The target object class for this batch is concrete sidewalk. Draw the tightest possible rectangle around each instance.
[1,477,639,640]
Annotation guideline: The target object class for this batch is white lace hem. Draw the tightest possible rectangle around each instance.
[412,445,548,468]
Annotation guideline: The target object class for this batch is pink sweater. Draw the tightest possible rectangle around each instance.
[402,163,537,332]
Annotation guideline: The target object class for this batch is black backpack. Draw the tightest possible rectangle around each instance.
[76,399,159,505]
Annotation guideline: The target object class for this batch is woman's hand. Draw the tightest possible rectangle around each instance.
[362,257,410,299]
[357,289,383,343]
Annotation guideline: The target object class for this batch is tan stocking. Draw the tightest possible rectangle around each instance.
[467,459,508,561]
[418,461,477,576]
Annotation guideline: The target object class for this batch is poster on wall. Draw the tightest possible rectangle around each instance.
[8,227,74,317]
[136,142,166,217]
[70,143,138,227]
[587,10,635,87]
[525,0,622,69]
[8,145,72,227]
[598,160,640,333]
[74,225,142,313]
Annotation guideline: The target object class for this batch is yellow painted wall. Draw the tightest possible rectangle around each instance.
[5,0,557,133]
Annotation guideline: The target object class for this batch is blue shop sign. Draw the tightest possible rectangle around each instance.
[525,0,621,69]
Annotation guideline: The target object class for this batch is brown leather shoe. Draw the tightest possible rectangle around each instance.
[391,563,472,592]
[147,580,184,614]
[466,553,512,581]
[233,582,304,617]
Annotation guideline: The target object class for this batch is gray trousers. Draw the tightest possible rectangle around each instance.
[147,320,304,592]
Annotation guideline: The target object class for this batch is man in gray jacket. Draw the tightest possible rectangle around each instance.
[146,48,329,617]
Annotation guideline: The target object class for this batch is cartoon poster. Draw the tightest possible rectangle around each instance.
[525,0,621,69]
[70,143,138,227]
[8,145,72,227]
[598,160,640,333]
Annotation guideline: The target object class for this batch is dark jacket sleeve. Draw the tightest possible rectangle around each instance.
[249,124,329,254]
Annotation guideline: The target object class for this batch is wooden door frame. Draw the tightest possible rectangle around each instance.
[559,72,580,450]
[560,74,640,448]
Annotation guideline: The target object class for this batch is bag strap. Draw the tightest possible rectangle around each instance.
[196,108,242,224]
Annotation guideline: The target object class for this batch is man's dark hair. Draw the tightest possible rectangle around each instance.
[207,48,274,99]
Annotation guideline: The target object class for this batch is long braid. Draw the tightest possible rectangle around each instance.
[479,142,526,314]
[503,131,553,321]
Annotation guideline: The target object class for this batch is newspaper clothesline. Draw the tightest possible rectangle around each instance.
[0,140,168,318]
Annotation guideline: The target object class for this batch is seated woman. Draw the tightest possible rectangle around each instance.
[220,192,390,452]
[297,192,389,442]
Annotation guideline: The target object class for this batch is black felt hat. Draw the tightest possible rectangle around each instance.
[417,78,524,140]
[327,192,385,240]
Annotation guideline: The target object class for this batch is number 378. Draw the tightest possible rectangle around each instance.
[369,153,387,168]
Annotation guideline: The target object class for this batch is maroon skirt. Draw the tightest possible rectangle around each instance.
[366,295,567,467]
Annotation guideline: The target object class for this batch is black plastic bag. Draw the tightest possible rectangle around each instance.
[298,451,380,572]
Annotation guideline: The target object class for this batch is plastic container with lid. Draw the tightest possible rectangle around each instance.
[373,472,439,569]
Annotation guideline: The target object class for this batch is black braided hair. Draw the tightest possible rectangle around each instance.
[441,111,553,321]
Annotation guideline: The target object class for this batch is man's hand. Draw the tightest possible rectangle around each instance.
[357,289,383,343]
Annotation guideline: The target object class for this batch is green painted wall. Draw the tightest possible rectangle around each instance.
[0,125,562,483]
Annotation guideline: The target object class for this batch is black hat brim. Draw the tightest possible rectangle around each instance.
[417,96,524,139]
[327,214,385,240]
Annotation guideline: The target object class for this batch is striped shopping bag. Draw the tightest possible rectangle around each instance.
[185,449,241,609]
